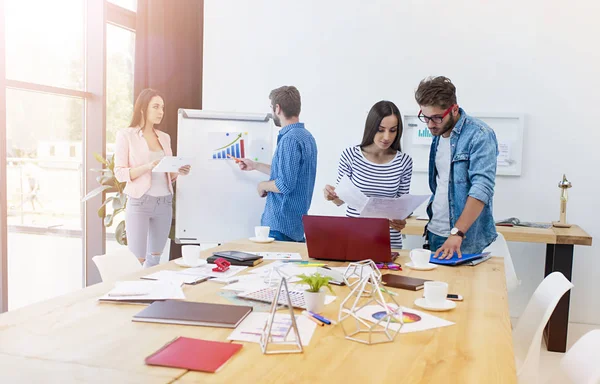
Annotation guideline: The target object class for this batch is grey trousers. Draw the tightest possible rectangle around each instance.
[125,194,173,268]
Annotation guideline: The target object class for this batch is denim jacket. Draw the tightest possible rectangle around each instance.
[426,108,498,253]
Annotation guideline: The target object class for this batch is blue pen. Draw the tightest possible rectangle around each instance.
[308,311,331,325]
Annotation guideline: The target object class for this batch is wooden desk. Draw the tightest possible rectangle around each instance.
[402,217,592,352]
[0,240,515,383]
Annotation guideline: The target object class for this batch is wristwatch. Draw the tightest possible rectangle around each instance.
[450,227,465,239]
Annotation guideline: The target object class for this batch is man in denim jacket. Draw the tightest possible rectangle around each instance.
[415,76,498,259]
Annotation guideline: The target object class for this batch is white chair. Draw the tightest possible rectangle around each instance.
[483,232,520,292]
[92,247,143,282]
[560,329,600,384]
[512,272,574,384]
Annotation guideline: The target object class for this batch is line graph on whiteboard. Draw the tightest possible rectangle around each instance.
[210,132,248,160]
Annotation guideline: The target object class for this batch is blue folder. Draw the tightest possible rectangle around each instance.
[429,252,491,266]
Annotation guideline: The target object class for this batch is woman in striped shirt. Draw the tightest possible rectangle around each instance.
[324,100,413,249]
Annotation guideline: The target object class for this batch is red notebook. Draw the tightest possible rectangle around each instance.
[145,337,242,373]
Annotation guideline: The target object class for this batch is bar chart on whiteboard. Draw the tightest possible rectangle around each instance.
[210,132,248,160]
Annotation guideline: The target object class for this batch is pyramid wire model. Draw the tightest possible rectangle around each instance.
[339,260,403,344]
[259,275,303,354]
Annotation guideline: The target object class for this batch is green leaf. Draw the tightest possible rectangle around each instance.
[94,152,109,165]
[98,204,106,218]
[115,221,127,245]
[104,214,114,227]
[112,195,125,211]
[82,185,112,202]
[112,208,125,218]
[98,175,114,186]
[119,193,127,207]
[297,273,333,293]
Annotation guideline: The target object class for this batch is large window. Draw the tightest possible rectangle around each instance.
[106,22,135,252]
[1,0,137,311]
[5,0,85,90]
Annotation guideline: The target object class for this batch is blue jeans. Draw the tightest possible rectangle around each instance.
[269,230,306,243]
[428,232,448,253]
[126,194,172,268]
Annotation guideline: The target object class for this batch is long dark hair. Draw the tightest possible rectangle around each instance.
[359,100,403,151]
[129,88,165,129]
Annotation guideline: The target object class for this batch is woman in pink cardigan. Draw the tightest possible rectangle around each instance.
[114,89,190,267]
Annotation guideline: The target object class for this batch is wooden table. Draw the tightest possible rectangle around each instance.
[402,217,592,352]
[0,239,515,383]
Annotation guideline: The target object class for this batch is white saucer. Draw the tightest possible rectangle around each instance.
[414,298,456,312]
[174,258,207,268]
[249,236,275,243]
[406,262,437,271]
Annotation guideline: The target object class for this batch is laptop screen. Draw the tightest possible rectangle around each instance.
[302,215,392,262]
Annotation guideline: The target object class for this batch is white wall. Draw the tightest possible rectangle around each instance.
[203,0,600,323]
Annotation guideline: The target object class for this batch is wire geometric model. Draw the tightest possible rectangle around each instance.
[260,277,303,354]
[339,266,403,345]
[343,259,382,297]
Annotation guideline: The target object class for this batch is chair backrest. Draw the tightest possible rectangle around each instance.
[513,272,574,384]
[483,232,520,292]
[92,247,142,282]
[560,329,600,384]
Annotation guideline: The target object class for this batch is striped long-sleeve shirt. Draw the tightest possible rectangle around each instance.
[261,122,318,241]
[336,145,413,248]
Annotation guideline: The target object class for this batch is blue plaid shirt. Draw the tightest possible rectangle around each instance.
[261,122,317,241]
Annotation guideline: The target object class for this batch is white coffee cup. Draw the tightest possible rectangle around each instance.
[410,248,431,267]
[254,226,270,239]
[424,281,449,307]
[182,245,201,265]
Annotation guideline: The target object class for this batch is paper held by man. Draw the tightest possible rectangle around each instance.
[335,175,429,220]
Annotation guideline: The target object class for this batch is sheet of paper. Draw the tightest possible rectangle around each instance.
[227,312,317,346]
[152,156,193,173]
[497,142,512,167]
[354,305,454,333]
[99,280,185,301]
[247,261,286,275]
[334,175,368,211]
[244,252,303,261]
[141,270,206,285]
[361,194,430,220]
[178,265,247,279]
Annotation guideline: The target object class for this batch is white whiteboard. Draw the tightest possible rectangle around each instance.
[401,113,524,176]
[175,109,274,243]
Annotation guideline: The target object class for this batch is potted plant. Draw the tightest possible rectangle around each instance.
[297,273,334,313]
[82,153,128,245]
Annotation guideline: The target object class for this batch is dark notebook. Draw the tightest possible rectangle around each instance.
[207,255,263,267]
[212,250,262,262]
[133,300,253,328]
[381,274,431,291]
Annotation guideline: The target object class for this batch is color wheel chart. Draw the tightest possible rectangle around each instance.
[212,132,248,160]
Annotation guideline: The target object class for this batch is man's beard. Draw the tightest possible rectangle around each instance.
[273,114,281,127]
[436,114,455,136]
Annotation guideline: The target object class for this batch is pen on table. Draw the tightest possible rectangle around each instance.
[226,154,242,163]
[302,311,324,326]
[307,311,332,325]
[379,287,398,296]
[298,263,327,267]
[108,292,148,297]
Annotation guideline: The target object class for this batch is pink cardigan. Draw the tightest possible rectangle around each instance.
[114,128,177,198]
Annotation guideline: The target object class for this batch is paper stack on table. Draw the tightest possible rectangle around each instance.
[178,265,247,279]
[227,312,317,346]
[141,270,209,285]
[99,280,185,303]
